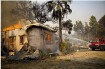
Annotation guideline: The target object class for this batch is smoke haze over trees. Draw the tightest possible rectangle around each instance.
[74,15,105,41]
[1,1,19,29]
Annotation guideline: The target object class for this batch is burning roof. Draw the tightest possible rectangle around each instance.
[3,20,56,32]
[3,21,22,31]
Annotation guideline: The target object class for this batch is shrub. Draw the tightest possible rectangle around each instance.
[39,49,52,59]
[60,40,72,54]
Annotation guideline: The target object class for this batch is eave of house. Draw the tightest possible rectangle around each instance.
[25,23,57,32]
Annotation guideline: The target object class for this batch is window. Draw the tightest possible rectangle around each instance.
[20,35,24,45]
[45,32,53,44]
[9,37,15,52]
[10,37,14,44]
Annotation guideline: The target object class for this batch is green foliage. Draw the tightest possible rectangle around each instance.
[74,20,86,40]
[89,16,97,26]
[46,1,72,20]
[99,15,105,27]
[96,24,105,38]
[73,16,98,41]
[39,49,52,59]
[60,40,72,54]
[84,22,90,33]
[97,15,105,38]
[63,19,73,34]
[89,15,99,38]
[11,1,72,23]
[74,15,105,41]
[74,21,84,34]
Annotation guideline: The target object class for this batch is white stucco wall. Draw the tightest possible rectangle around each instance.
[28,28,44,49]
[8,28,28,52]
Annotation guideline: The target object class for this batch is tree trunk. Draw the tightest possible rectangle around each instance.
[59,12,62,50]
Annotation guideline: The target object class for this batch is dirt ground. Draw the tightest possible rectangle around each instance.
[1,49,105,69]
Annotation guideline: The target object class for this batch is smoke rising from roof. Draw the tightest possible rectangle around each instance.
[1,1,21,30]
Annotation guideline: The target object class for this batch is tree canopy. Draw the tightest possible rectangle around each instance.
[11,1,72,24]
[63,20,73,34]
[98,15,105,27]
[74,15,105,41]
[97,15,105,38]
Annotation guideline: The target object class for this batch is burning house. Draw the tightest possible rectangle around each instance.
[2,20,59,56]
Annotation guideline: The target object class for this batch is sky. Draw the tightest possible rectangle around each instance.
[1,0,105,29]
[36,0,105,24]
[69,1,105,24]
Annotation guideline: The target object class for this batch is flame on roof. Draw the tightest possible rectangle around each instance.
[3,20,57,32]
[3,21,22,31]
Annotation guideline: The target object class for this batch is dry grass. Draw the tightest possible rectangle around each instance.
[1,50,105,69]
[57,51,105,60]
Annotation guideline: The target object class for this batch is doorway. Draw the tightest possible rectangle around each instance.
[9,36,16,55]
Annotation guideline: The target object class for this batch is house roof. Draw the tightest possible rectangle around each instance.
[2,20,23,32]
[3,23,22,31]
[2,20,57,32]
[25,23,57,32]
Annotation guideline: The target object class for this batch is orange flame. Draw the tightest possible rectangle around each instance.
[3,21,22,31]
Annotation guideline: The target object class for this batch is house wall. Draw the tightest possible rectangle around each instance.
[44,31,59,52]
[14,29,28,51]
[27,28,44,49]
[4,28,28,52]
[5,31,9,49]
[27,27,59,52]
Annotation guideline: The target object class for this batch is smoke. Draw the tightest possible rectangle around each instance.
[1,1,20,30]
[62,30,89,46]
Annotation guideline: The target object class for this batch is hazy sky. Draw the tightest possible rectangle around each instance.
[69,1,105,24]
[1,1,105,29]
[36,0,105,24]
